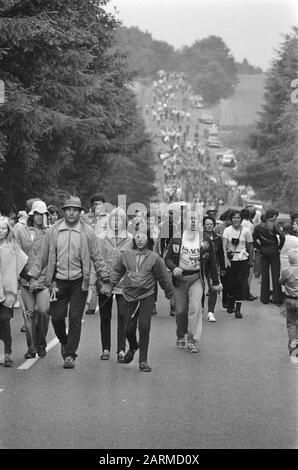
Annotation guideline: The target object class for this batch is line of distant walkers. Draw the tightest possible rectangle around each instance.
[1,194,298,370]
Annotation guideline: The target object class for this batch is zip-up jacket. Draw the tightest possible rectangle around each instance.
[110,249,174,302]
[203,230,225,271]
[14,225,48,289]
[97,231,133,293]
[28,218,110,291]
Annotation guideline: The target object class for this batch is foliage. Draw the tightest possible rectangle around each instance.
[236,58,263,75]
[177,36,238,105]
[236,27,298,211]
[115,26,177,78]
[0,0,156,213]
[118,27,265,106]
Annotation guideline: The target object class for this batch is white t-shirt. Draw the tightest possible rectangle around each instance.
[223,226,252,261]
[179,232,201,270]
[241,219,254,235]
[280,235,298,271]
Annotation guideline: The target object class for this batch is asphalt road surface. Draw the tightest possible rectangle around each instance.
[0,277,297,449]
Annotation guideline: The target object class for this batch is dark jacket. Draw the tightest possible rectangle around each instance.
[253,221,285,251]
[203,231,225,270]
[164,235,219,287]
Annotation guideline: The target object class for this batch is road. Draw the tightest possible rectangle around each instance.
[0,277,297,449]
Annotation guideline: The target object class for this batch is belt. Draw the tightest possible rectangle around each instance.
[285,295,298,300]
[182,269,200,276]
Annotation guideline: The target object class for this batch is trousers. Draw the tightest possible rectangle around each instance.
[49,278,87,358]
[20,286,50,353]
[174,272,203,344]
[125,295,154,363]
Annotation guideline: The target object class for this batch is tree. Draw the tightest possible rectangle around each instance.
[237,27,298,210]
[0,0,156,212]
[115,26,177,77]
[179,36,238,104]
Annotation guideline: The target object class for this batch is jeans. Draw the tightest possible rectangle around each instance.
[207,277,217,313]
[174,272,203,344]
[98,294,127,353]
[0,305,13,354]
[286,299,298,351]
[260,246,283,304]
[125,295,155,363]
[20,286,50,353]
[49,278,87,358]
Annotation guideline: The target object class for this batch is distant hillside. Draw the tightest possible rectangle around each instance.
[209,74,265,126]
[236,59,263,74]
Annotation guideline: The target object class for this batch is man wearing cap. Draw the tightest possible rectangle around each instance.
[28,196,111,369]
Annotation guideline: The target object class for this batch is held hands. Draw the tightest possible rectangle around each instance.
[29,278,40,293]
[173,267,183,278]
[100,283,113,297]
[213,283,223,294]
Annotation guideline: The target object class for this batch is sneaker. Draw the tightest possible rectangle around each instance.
[139,361,152,372]
[100,350,110,360]
[207,312,216,322]
[63,356,75,369]
[117,350,125,363]
[24,351,36,359]
[20,325,26,333]
[176,338,186,349]
[152,305,157,315]
[186,342,199,353]
[170,308,175,317]
[3,354,14,367]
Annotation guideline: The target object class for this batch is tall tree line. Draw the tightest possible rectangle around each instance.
[0,0,156,213]
[237,27,298,211]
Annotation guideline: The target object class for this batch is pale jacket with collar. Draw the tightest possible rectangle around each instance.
[28,218,110,291]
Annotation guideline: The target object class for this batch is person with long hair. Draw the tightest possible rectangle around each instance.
[95,207,133,362]
[110,226,173,372]
[165,210,221,353]
[222,209,254,318]
[0,216,28,367]
[203,216,225,322]
[14,200,51,358]
[47,205,61,225]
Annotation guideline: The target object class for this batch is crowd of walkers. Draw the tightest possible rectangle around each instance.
[1,193,298,371]
[146,70,223,203]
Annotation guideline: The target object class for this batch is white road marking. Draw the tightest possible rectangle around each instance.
[18,336,59,370]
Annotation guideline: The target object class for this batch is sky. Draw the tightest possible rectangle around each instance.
[105,0,297,70]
